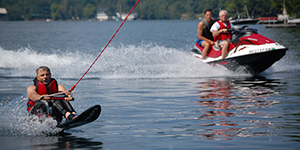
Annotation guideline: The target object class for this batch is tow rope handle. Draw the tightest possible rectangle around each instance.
[41,94,74,100]
[68,0,140,92]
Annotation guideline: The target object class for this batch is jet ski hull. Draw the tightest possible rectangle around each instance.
[206,48,288,74]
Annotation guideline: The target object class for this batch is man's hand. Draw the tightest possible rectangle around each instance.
[65,95,74,101]
[208,40,215,45]
[64,91,72,96]
[220,29,227,33]
[64,91,74,101]
[40,95,51,101]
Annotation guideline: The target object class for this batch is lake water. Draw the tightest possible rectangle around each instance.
[0,20,300,149]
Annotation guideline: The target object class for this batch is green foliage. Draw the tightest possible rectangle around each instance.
[0,0,297,21]
[83,4,96,19]
[50,4,61,20]
[270,0,300,17]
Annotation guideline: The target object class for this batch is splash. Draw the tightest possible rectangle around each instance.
[0,44,294,79]
[0,94,61,136]
[263,56,300,74]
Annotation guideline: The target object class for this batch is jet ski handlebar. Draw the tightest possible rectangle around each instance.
[227,26,258,37]
[231,26,258,34]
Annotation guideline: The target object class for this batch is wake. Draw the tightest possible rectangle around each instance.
[0,44,295,80]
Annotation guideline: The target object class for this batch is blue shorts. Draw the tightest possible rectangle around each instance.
[196,38,204,47]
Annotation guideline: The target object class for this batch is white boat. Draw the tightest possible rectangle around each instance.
[230,5,259,25]
[288,18,300,24]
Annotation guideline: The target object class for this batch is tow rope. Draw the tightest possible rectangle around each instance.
[68,0,140,92]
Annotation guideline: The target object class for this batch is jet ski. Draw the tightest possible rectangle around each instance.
[191,26,288,74]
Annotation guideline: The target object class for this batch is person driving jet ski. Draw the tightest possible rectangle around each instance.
[210,10,234,59]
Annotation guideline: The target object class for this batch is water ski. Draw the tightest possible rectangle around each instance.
[57,105,101,130]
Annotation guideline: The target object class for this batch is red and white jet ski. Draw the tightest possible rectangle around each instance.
[191,26,288,74]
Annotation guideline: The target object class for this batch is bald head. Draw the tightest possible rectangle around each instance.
[36,66,51,75]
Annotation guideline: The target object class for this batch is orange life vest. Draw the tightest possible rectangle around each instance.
[214,20,232,41]
[27,78,58,112]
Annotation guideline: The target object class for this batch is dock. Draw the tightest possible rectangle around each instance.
[265,23,297,28]
[258,17,282,24]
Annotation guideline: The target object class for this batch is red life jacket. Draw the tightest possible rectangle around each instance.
[27,78,58,112]
[214,20,232,41]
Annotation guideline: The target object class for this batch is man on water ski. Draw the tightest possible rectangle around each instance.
[27,66,77,123]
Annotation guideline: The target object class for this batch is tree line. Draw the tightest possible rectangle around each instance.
[0,0,299,21]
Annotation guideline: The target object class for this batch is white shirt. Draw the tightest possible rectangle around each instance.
[210,21,234,33]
